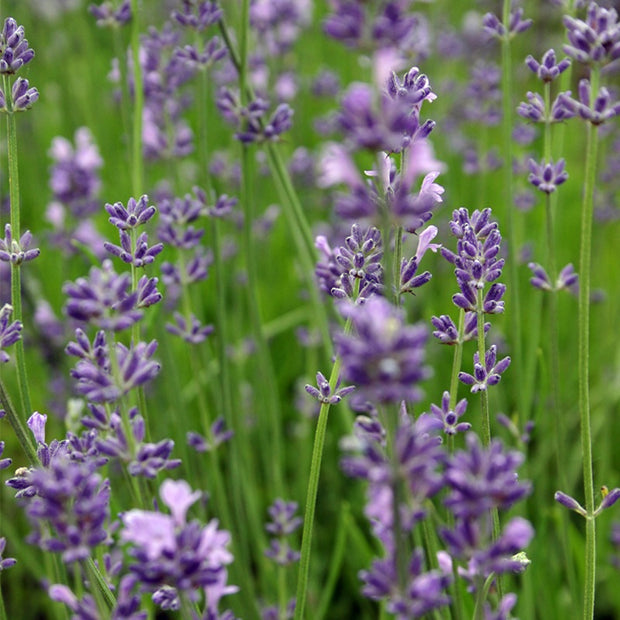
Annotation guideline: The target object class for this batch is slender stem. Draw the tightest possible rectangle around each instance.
[500,1,524,421]
[3,81,32,417]
[130,0,143,196]
[578,70,600,620]
[294,321,351,620]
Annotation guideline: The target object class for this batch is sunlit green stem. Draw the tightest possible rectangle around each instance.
[578,68,600,620]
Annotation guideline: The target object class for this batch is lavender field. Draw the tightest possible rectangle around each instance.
[0,0,619,618]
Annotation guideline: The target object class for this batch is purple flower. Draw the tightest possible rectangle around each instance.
[360,549,451,619]
[0,18,35,74]
[70,338,160,403]
[174,38,227,70]
[264,498,302,567]
[105,195,157,230]
[528,262,578,292]
[172,1,223,31]
[89,0,131,26]
[563,3,620,66]
[559,79,620,125]
[5,77,38,111]
[335,297,429,405]
[459,345,511,393]
[63,260,142,331]
[165,312,214,344]
[305,371,355,405]
[0,441,11,470]
[528,158,569,194]
[121,479,237,612]
[444,433,531,519]
[21,455,111,563]
[48,127,102,216]
[0,303,22,363]
[517,91,575,124]
[421,391,471,436]
[525,49,571,82]
[0,537,16,571]
[0,224,40,264]
[187,417,233,453]
[104,230,164,267]
[482,8,533,40]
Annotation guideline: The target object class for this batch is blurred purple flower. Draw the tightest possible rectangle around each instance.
[335,296,429,405]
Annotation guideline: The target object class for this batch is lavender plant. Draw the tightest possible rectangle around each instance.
[1,2,620,619]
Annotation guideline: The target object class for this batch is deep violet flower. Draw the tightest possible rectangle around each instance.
[106,195,157,230]
[431,312,489,346]
[559,79,620,125]
[0,18,35,74]
[0,224,40,264]
[528,262,578,292]
[517,91,575,124]
[305,371,355,405]
[527,158,569,194]
[0,441,11,470]
[0,537,16,572]
[525,49,571,83]
[121,479,237,613]
[563,3,620,66]
[459,345,511,393]
[421,391,471,436]
[335,296,429,405]
[0,303,22,363]
[0,76,38,112]
[104,230,164,268]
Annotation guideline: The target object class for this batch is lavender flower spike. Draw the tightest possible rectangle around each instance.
[305,371,355,405]
[335,297,429,405]
[525,49,571,83]
[459,345,511,393]
[0,18,35,74]
[528,158,569,194]
[105,195,156,230]
[0,224,40,264]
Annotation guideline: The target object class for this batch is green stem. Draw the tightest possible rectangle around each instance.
[578,70,600,620]
[130,0,144,196]
[294,337,350,620]
[3,82,32,417]
[500,0,524,421]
